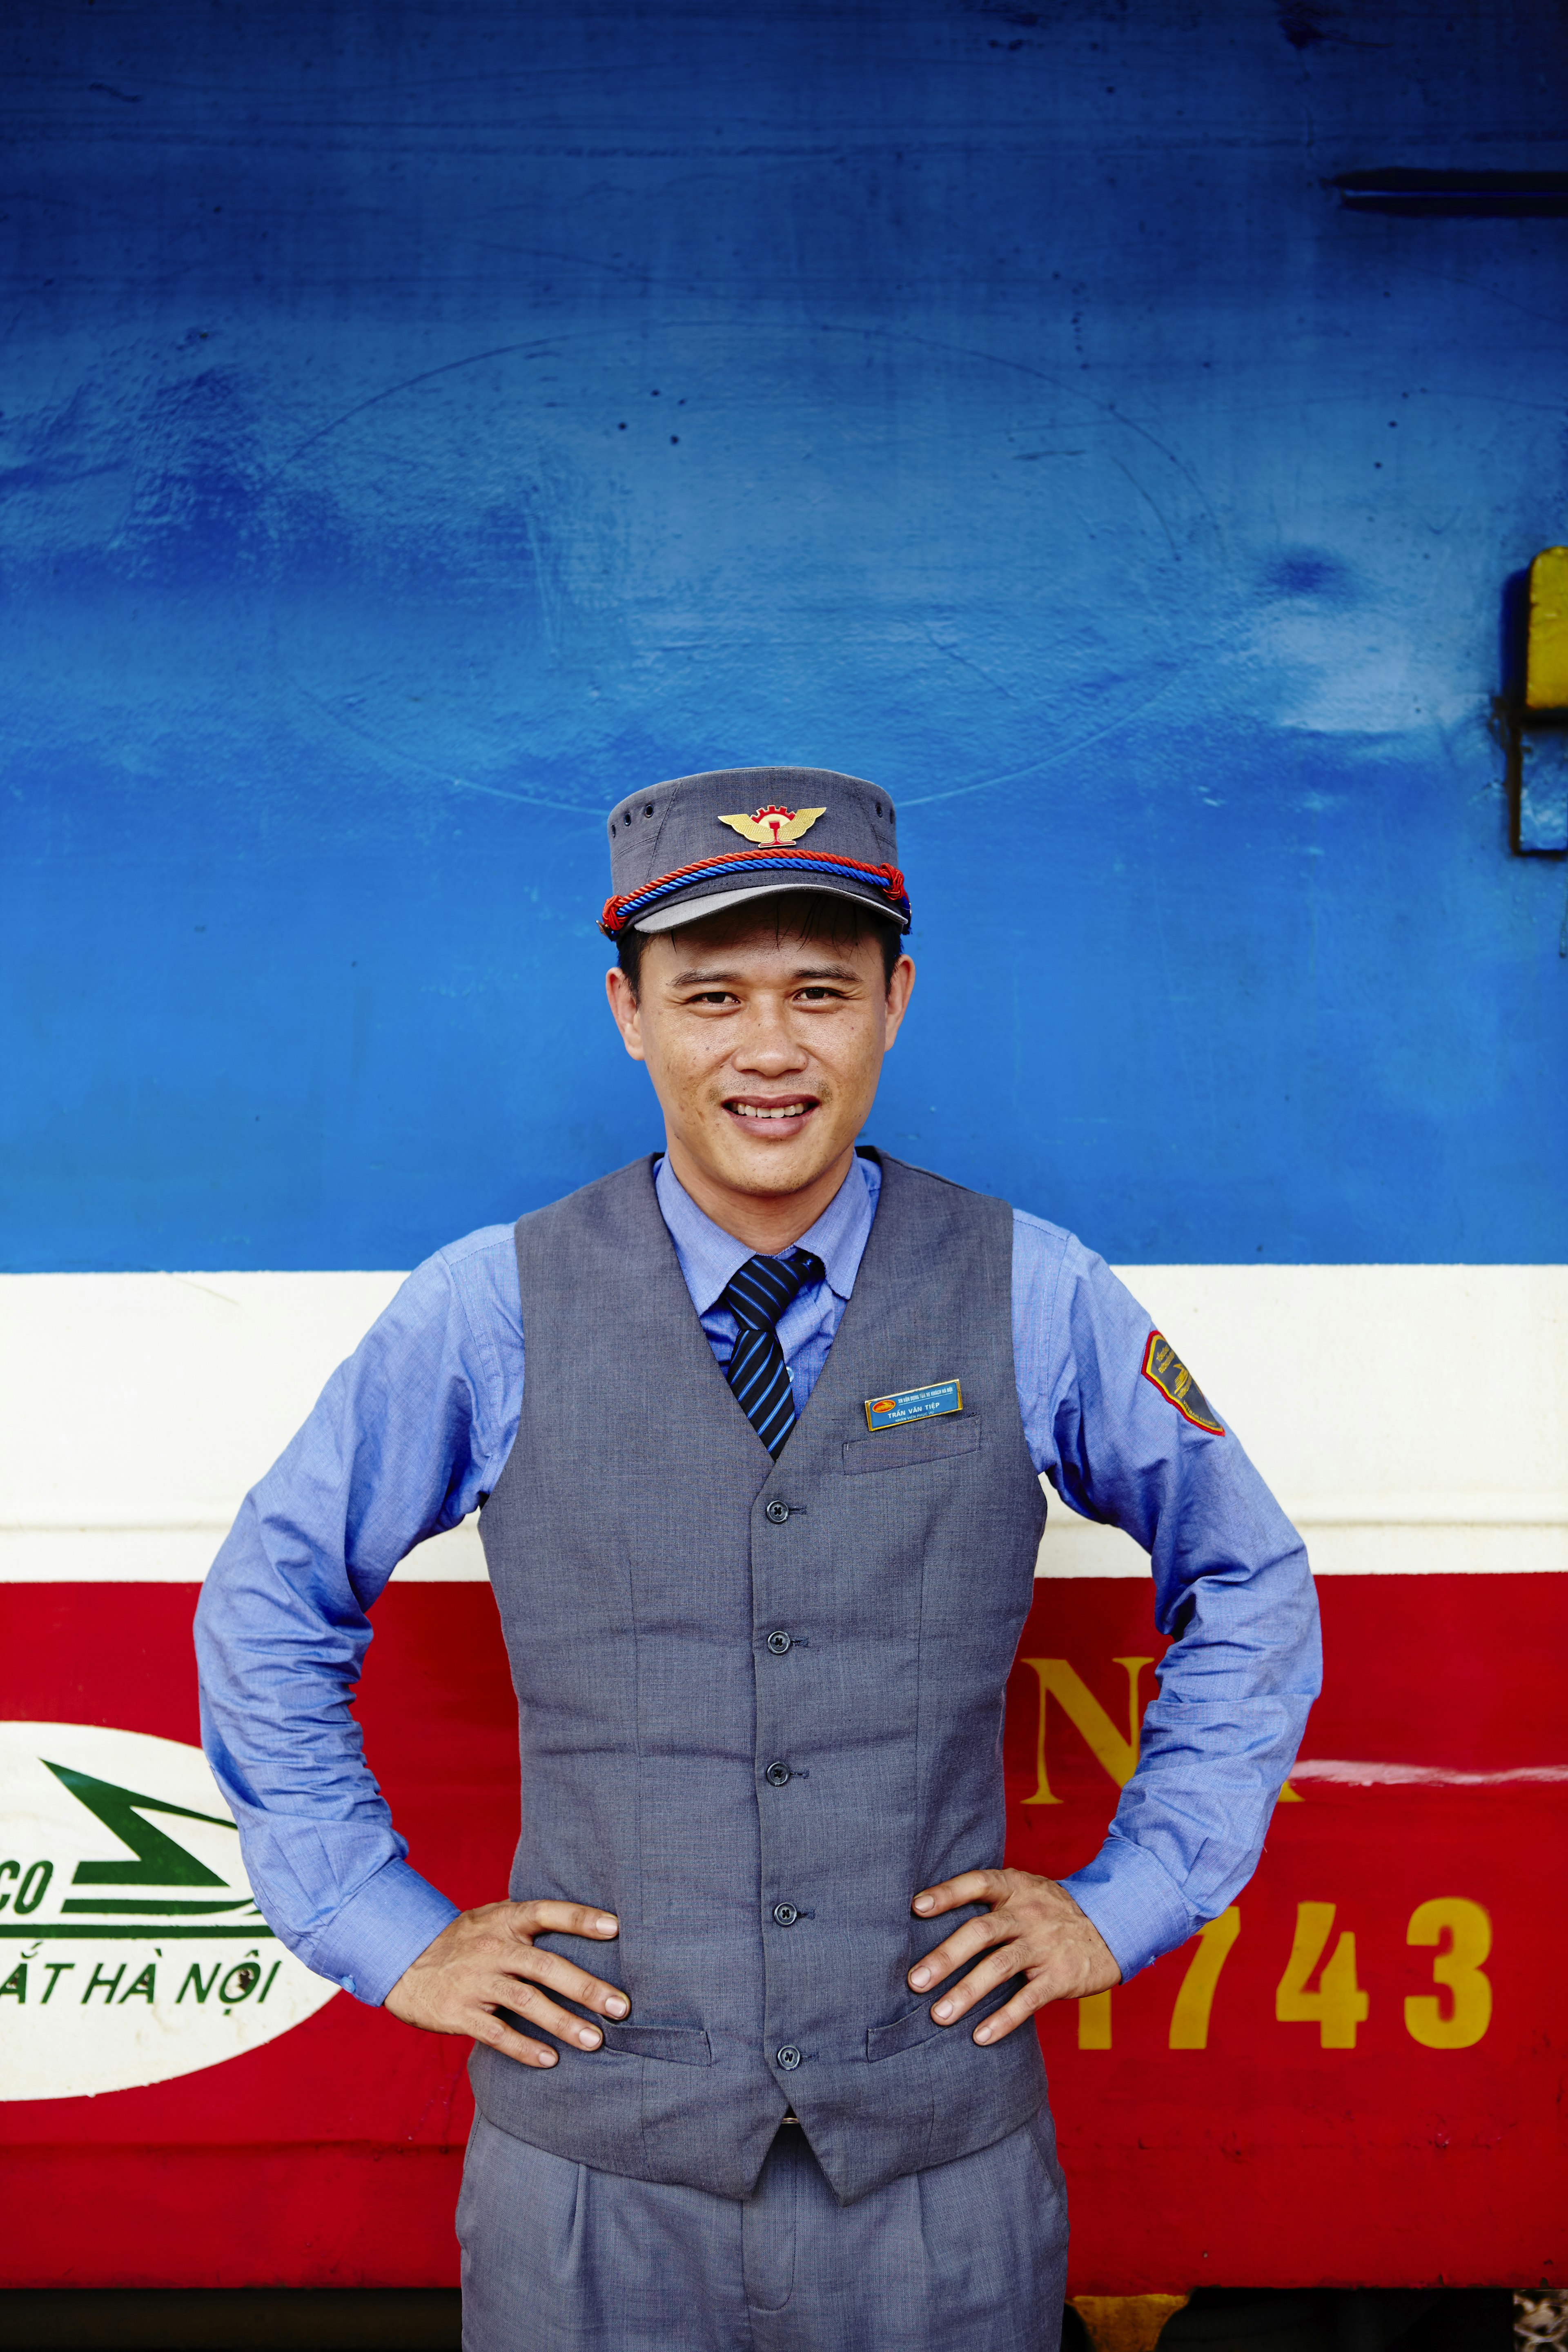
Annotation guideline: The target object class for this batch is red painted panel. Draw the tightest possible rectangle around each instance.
[1008,1579,1566,2292]
[2,1576,1562,2289]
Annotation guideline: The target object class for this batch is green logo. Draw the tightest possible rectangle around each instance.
[42,1761,256,1920]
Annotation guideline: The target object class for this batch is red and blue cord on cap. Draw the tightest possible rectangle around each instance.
[599,848,910,939]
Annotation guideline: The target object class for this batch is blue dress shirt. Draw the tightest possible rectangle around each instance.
[195,1153,1319,2007]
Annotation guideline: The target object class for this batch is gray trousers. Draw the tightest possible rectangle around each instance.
[458,2112,1069,2352]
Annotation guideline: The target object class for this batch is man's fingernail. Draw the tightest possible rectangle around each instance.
[578,2027,602,2048]
[536,2049,557,2066]
[974,2025,993,2043]
[605,1995,628,2018]
[933,1999,953,2021]
[910,1967,931,1989]
[595,1916,617,1934]
[913,1895,934,1912]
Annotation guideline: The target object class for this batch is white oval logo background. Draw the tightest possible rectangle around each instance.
[1,1722,337,2100]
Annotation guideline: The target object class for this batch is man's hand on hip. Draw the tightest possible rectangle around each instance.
[384,1900,626,2068]
[909,1869,1121,2043]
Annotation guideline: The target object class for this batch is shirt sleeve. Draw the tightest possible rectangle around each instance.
[193,1225,523,2005]
[1011,1210,1322,1982]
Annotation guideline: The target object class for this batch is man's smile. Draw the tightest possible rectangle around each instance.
[722,1093,820,1134]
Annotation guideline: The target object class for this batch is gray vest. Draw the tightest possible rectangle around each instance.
[472,1150,1049,2204]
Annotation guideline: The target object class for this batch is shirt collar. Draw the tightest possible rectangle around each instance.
[654,1149,878,1314]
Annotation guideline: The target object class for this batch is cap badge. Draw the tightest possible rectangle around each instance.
[717,804,826,846]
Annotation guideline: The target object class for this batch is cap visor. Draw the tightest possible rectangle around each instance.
[633,878,909,935]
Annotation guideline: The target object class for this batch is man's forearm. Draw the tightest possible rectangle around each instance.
[1062,1531,1320,1980]
[195,1494,461,2003]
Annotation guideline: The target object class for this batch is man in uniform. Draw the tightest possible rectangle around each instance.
[196,768,1319,2352]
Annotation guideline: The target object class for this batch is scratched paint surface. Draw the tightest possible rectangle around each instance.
[2,0,1566,1270]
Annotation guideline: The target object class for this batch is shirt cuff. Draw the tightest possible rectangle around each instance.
[303,1856,463,2007]
[1060,1830,1198,1982]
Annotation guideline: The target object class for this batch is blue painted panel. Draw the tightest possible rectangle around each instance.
[2,1,1565,1268]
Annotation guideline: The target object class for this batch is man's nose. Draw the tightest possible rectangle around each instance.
[732,1003,808,1071]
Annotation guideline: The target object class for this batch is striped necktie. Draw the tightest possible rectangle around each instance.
[722,1250,826,1457]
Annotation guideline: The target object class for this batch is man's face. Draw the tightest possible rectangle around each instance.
[605,902,915,1207]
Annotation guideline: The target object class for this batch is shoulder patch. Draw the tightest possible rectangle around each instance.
[1140,1330,1224,1434]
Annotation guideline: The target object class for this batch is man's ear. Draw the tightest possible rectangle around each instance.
[605,966,647,1062]
[882,954,916,1051]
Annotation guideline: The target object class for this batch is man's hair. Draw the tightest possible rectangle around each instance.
[615,891,905,1000]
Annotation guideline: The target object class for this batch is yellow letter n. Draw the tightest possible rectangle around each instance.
[1021,1657,1153,1805]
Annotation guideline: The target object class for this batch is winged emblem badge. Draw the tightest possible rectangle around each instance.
[716,804,827,846]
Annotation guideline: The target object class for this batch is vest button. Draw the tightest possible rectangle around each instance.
[766,1631,793,1655]
[775,2045,802,2070]
[764,1499,791,1524]
[773,1902,799,1927]
[765,1760,791,1788]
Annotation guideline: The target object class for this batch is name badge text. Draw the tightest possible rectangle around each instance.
[864,1379,964,1432]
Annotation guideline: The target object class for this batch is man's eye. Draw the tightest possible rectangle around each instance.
[687,991,735,1006]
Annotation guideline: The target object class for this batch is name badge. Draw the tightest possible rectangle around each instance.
[864,1379,963,1432]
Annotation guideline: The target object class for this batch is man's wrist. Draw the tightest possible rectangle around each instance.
[1059,1834,1196,1983]
[303,1857,463,2005]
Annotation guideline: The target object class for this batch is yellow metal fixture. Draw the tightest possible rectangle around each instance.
[1502,547,1568,853]
[1525,547,1568,711]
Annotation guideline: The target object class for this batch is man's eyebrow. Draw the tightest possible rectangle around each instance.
[668,962,862,986]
